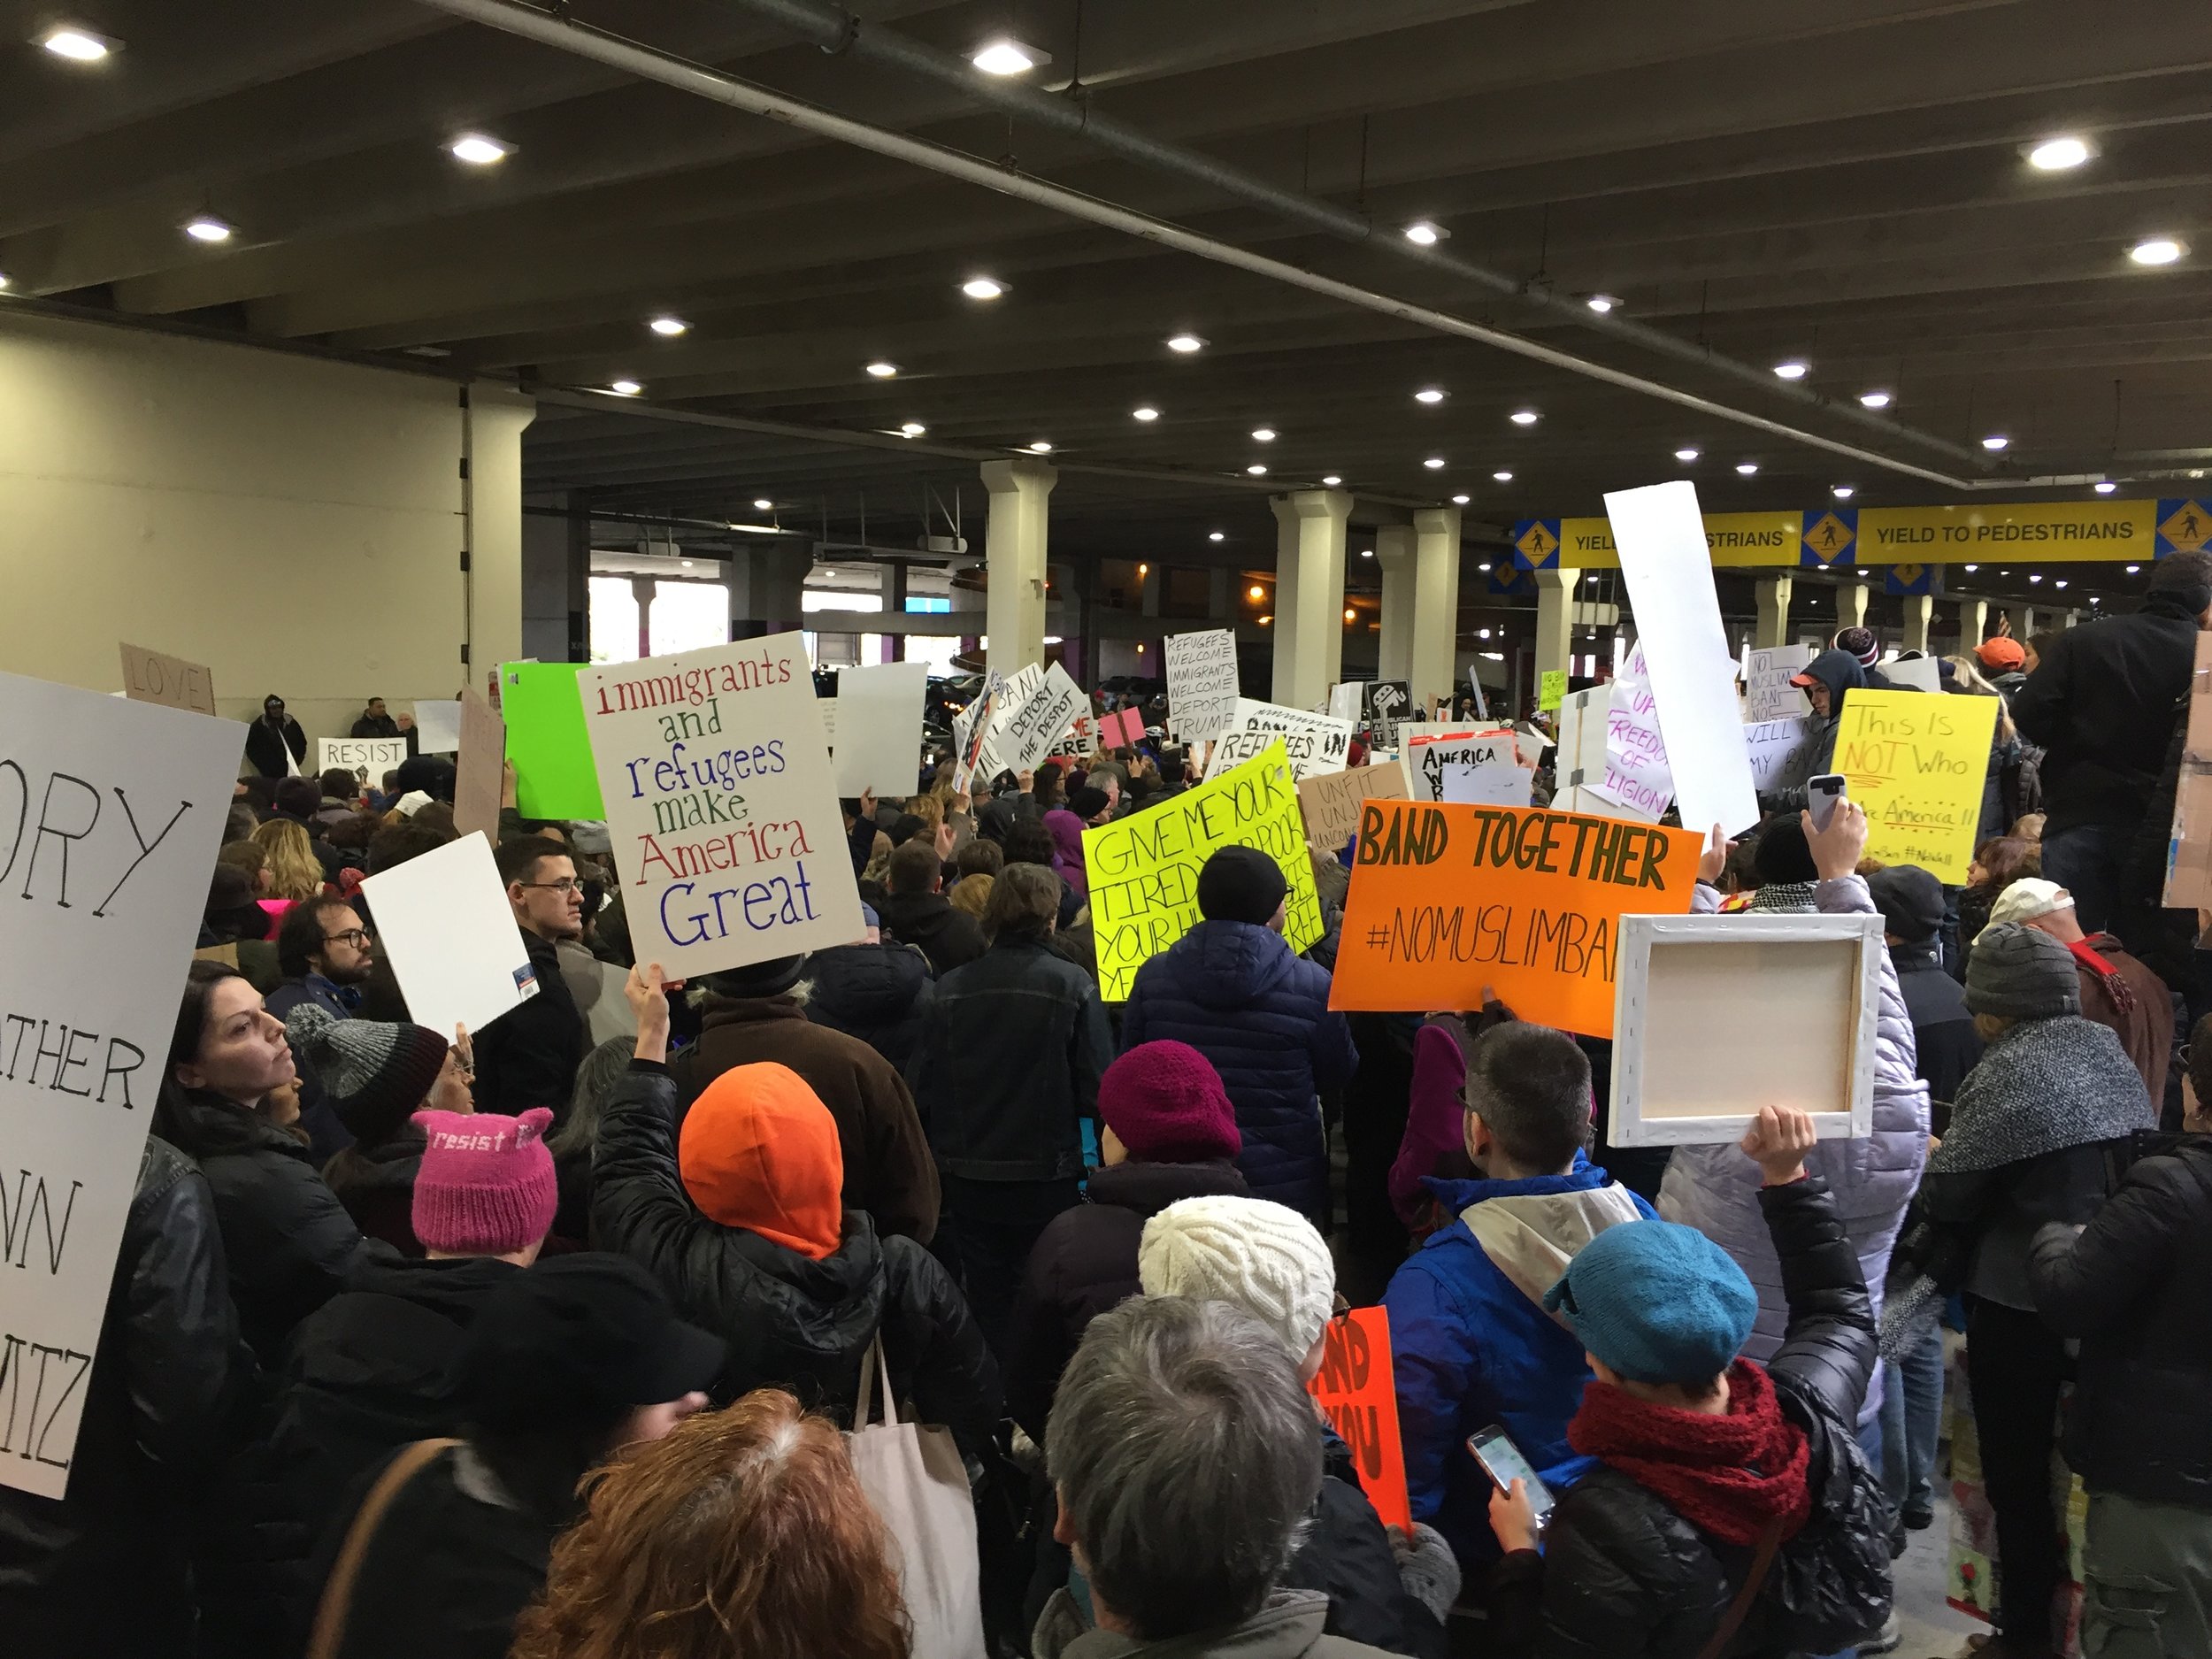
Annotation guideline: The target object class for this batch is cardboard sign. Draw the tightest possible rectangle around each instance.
[1329,801,1703,1035]
[1164,628,1240,743]
[2163,634,2212,907]
[1587,645,1671,824]
[1743,715,1822,795]
[1085,741,1324,1001]
[1538,669,1567,712]
[1605,482,1759,834]
[1363,680,1413,746]
[996,662,1088,776]
[1297,757,1412,851]
[1833,688,1998,884]
[118,641,217,717]
[1743,646,1812,720]
[1205,698,1353,783]
[502,662,607,818]
[1308,1307,1412,1532]
[831,661,929,796]
[362,831,539,1036]
[1405,728,1518,803]
[411,698,463,754]
[0,672,245,1497]
[452,687,506,841]
[580,633,864,977]
[316,737,408,787]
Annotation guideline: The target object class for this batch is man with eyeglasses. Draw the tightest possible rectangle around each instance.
[267,896,378,1024]
[472,835,588,1122]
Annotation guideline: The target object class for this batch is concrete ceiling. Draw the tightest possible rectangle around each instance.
[5,0,2209,626]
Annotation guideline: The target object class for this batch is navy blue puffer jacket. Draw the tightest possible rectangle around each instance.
[1120,919,1359,1217]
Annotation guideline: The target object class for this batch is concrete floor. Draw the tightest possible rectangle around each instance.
[1893,1496,1986,1658]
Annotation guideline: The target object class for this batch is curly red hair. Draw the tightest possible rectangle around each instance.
[511,1389,910,1659]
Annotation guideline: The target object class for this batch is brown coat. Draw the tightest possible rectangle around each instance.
[2079,934,2175,1108]
[675,995,940,1244]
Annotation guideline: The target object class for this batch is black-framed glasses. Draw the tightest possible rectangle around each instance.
[520,879,583,895]
[322,929,371,949]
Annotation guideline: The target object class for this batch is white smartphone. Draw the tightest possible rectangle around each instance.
[1467,1425,1556,1529]
[1807,772,1847,833]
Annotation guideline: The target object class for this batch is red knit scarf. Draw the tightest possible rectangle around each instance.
[2070,936,2137,1014]
[1568,1361,1812,1546]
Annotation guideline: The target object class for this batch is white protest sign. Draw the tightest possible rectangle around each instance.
[0,672,244,1496]
[1046,712,1098,762]
[972,661,1044,779]
[1404,727,1519,802]
[1204,697,1353,783]
[580,633,863,976]
[1604,481,1759,835]
[361,831,539,1037]
[1552,685,1617,814]
[1884,655,1942,694]
[1440,757,1535,807]
[1744,647,1812,720]
[1586,645,1671,824]
[995,662,1088,775]
[316,736,409,787]
[1327,681,1363,723]
[1745,716,1824,795]
[411,699,463,754]
[831,661,928,796]
[1164,629,1240,744]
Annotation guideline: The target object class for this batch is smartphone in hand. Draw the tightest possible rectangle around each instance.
[1807,772,1848,833]
[1467,1425,1556,1530]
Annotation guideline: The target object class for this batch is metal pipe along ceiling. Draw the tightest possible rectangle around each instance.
[411,0,2041,494]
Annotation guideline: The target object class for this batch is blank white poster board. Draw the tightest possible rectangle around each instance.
[1608,911,1881,1147]
[1883,656,1942,693]
[1604,481,1760,835]
[832,661,929,795]
[412,699,463,754]
[361,831,539,1039]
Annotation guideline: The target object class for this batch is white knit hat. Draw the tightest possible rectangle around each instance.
[1989,877,2073,927]
[1138,1195,1337,1360]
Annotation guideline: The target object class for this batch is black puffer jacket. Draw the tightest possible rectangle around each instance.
[2028,1133,2212,1508]
[800,940,933,1075]
[2011,596,2200,833]
[1279,1429,1450,1658]
[593,1062,1000,1453]
[0,1137,243,1657]
[1491,1177,1890,1659]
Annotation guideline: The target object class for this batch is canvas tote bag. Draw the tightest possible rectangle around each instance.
[845,1335,987,1659]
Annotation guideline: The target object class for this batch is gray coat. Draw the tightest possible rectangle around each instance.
[1033,1588,1394,1659]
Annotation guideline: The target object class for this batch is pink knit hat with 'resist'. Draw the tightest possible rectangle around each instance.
[411,1108,558,1256]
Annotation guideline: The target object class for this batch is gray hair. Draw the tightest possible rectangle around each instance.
[548,1035,636,1160]
[1047,1296,1321,1640]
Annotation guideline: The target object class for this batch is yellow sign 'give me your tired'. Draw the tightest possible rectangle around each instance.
[1832,689,1999,885]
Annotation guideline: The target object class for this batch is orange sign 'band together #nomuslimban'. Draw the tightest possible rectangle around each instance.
[1329,800,1703,1036]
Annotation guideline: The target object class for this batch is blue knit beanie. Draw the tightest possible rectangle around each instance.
[1542,1219,1757,1385]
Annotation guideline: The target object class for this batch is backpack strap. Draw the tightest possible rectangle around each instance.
[1694,1513,1788,1659]
[305,1438,463,1659]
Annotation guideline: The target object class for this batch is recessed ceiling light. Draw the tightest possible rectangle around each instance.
[1586,294,1619,313]
[900,421,927,437]
[971,37,1049,75]
[1246,464,1267,475]
[649,315,688,336]
[1251,427,1277,442]
[2027,135,2093,171]
[40,26,114,60]
[609,380,643,396]
[1424,457,1446,470]
[1676,447,1701,462]
[2131,236,2186,266]
[1832,486,1855,499]
[2030,573,2044,584]
[1451,493,1471,504]
[1477,563,1492,572]
[1859,390,1893,410]
[1736,462,1759,475]
[183,214,234,243]
[1028,440,1054,453]
[961,275,1007,300]
[1772,360,1809,380]
[1981,434,2009,450]
[448,133,513,166]
[0,273,10,291]
[1963,564,1978,572]
[1321,475,1342,487]
[1344,607,1358,623]
[1509,408,1540,426]
[753,498,773,511]
[1414,388,1446,404]
[1359,549,1373,559]
[2126,563,2141,572]
[1493,470,1514,482]
[1248,585,1265,601]
[864,360,899,377]
[1210,532,1225,542]
[1402,220,1448,245]
[2055,580,2070,588]
[1165,334,1205,354]
[2094,480,2116,494]
[1131,406,1160,422]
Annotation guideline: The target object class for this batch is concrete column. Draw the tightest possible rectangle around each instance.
[1208,567,1232,621]
[1374,525,1417,684]
[980,457,1056,674]
[463,386,535,680]
[1410,506,1463,711]
[1754,575,1793,649]
[1270,488,1353,708]
[879,562,908,660]
[1837,580,1870,630]
[728,543,811,640]
[1533,567,1581,692]
[1901,593,1932,655]
[1960,597,1987,649]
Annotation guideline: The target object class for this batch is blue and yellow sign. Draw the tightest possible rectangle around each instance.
[1511,518,1562,570]
[1801,509,1855,567]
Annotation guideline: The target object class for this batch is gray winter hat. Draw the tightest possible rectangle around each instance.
[284,1003,451,1146]
[1965,922,2080,1021]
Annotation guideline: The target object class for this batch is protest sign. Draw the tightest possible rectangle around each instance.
[1296,757,1412,851]
[411,698,463,754]
[1164,629,1240,743]
[1833,688,1998,883]
[1605,482,1759,834]
[1405,727,1518,803]
[502,661,606,818]
[0,672,243,1496]
[1539,669,1567,711]
[316,736,408,788]
[1045,712,1095,762]
[1441,757,1535,807]
[1096,706,1146,749]
[1883,655,1942,694]
[1328,681,1363,723]
[581,633,863,977]
[1329,800,1703,1035]
[1363,680,1413,745]
[1086,742,1323,1001]
[950,675,1003,794]
[452,686,505,841]
[1205,698,1353,783]
[1744,715,1822,795]
[1308,1307,1411,1532]
[831,661,928,796]
[1744,646,1812,720]
[361,831,539,1038]
[995,662,1088,775]
[2165,634,2212,907]
[1586,645,1671,824]
[1551,685,1615,815]
[118,641,217,717]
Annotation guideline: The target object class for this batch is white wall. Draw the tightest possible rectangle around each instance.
[0,310,531,749]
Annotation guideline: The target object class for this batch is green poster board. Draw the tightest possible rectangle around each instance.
[501,662,606,818]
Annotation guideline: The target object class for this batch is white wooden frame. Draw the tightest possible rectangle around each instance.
[1608,910,1882,1147]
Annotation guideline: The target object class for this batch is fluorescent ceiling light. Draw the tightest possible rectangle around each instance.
[1165,333,1205,353]
[1210,532,1225,542]
[972,37,1049,75]
[1586,294,1619,313]
[183,215,234,243]
[1423,457,1446,470]
[1415,388,1446,404]
[449,134,513,165]
[1321,475,1342,486]
[1675,447,1701,462]
[1251,427,1277,442]
[2131,237,2186,265]
[1246,464,1267,475]
[1963,565,1978,572]
[1131,406,1159,422]
[40,26,113,60]
[2094,480,2116,494]
[2030,573,2043,583]
[899,421,926,437]
[1736,462,1759,475]
[752,498,773,510]
[2127,564,2140,572]
[1509,408,1540,426]
[1402,220,1447,245]
[1772,360,1809,380]
[864,360,899,377]
[1451,493,1471,504]
[1981,434,2009,450]
[608,380,643,396]
[1028,441,1053,453]
[961,276,1006,300]
[1832,485,1855,499]
[1492,470,1513,482]
[1360,549,1373,559]
[1859,390,1893,410]
[2027,135,2093,171]
[649,315,688,336]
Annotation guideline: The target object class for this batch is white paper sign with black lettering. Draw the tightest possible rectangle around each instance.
[580,633,864,978]
[1404,728,1520,803]
[360,831,538,1039]
[1203,698,1353,783]
[315,736,408,788]
[995,662,1088,776]
[0,672,245,1496]
[1743,647,1812,721]
[1164,629,1240,744]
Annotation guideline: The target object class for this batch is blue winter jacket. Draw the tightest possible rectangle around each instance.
[1383,1156,1655,1571]
[1119,919,1358,1217]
